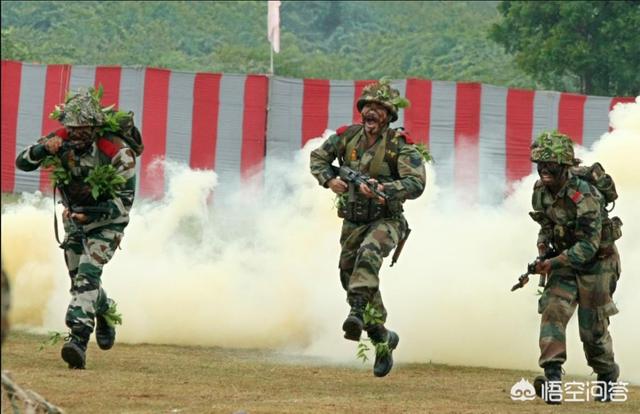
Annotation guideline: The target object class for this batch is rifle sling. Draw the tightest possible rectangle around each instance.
[53,189,63,248]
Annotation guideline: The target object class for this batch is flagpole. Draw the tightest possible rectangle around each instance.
[270,45,274,75]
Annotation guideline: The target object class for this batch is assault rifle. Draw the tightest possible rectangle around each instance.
[54,187,111,253]
[511,248,558,292]
[330,165,388,200]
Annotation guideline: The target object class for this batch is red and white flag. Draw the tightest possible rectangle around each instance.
[268,1,281,53]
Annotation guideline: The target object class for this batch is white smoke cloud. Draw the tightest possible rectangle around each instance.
[2,98,638,383]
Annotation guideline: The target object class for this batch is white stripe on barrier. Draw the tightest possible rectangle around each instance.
[478,84,508,203]
[429,81,457,187]
[14,64,47,193]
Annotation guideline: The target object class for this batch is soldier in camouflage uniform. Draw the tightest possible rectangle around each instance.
[529,131,621,403]
[310,79,426,377]
[15,90,137,369]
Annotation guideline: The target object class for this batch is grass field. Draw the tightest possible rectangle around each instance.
[2,331,638,413]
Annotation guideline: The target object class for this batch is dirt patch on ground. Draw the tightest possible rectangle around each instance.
[2,331,639,413]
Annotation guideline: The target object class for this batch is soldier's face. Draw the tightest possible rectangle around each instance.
[361,103,389,137]
[537,161,565,187]
[67,126,96,152]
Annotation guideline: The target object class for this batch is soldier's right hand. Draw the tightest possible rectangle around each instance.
[537,243,549,258]
[328,178,348,194]
[44,136,63,154]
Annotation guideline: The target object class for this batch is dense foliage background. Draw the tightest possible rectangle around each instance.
[2,1,638,95]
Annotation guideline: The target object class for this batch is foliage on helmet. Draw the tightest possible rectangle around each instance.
[357,77,410,122]
[49,86,107,127]
[530,131,575,165]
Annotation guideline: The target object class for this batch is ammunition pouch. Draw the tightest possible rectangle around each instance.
[602,216,623,243]
[338,197,389,223]
[597,216,622,256]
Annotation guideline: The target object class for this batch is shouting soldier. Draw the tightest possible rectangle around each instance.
[310,79,426,377]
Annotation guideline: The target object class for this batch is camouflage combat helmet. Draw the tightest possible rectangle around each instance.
[530,131,575,166]
[356,78,410,123]
[50,89,106,127]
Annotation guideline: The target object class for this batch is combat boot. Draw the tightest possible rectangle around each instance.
[534,364,562,405]
[595,363,620,403]
[95,314,115,350]
[61,335,88,369]
[368,325,399,378]
[342,296,367,341]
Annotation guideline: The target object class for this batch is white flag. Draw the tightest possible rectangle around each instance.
[268,0,281,53]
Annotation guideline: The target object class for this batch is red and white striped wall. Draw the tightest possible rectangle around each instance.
[266,77,634,201]
[1,61,633,199]
[1,61,268,198]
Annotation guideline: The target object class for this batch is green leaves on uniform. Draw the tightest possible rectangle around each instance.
[102,300,123,327]
[38,331,65,351]
[391,96,410,109]
[334,193,348,211]
[363,303,384,326]
[49,104,64,121]
[84,164,126,199]
[415,143,434,164]
[100,109,132,135]
[374,341,391,358]
[42,156,71,187]
[356,340,371,364]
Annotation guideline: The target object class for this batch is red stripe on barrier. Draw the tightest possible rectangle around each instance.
[1,61,22,193]
[404,78,432,145]
[609,97,635,111]
[190,73,221,170]
[241,75,269,179]
[505,88,535,182]
[454,83,481,196]
[39,64,71,193]
[140,68,171,198]
[558,93,587,145]
[352,80,375,123]
[94,66,122,108]
[301,79,330,146]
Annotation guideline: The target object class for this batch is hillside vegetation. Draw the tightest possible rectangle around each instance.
[1,1,534,87]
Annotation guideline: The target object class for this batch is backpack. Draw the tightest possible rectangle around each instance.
[571,162,618,208]
[102,109,144,156]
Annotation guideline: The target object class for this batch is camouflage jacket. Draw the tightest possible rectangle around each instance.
[310,124,426,204]
[15,128,136,231]
[530,172,613,272]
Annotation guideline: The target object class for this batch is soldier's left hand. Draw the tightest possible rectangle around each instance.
[70,213,89,224]
[535,259,551,275]
[359,180,385,204]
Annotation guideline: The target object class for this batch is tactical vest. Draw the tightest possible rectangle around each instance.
[530,177,622,257]
[335,125,406,223]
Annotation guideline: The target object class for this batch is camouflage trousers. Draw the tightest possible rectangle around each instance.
[538,252,620,374]
[339,216,406,326]
[62,221,124,341]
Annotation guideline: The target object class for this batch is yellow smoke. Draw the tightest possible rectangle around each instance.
[1,98,638,383]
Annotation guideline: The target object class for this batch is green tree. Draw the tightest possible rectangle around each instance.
[490,1,640,95]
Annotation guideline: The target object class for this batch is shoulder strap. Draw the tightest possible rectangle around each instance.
[339,124,363,166]
[369,132,388,178]
[383,129,401,178]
